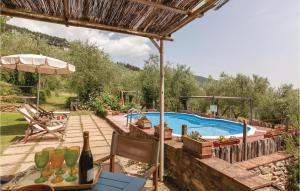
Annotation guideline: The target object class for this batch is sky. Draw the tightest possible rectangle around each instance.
[7,0,299,88]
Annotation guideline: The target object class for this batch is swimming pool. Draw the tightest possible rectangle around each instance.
[127,112,256,139]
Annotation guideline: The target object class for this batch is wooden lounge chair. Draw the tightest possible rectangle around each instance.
[17,107,65,142]
[28,103,70,119]
[96,132,159,191]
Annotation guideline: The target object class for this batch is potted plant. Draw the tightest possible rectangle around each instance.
[154,123,172,140]
[277,127,295,134]
[136,116,151,129]
[264,130,282,138]
[111,111,120,115]
[182,131,212,159]
[213,136,240,147]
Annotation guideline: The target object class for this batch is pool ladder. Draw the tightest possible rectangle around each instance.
[126,108,144,127]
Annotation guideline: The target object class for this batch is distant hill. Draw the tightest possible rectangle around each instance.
[194,75,208,84]
[3,23,69,47]
[116,62,141,71]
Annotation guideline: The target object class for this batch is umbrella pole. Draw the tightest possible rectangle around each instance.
[36,72,41,114]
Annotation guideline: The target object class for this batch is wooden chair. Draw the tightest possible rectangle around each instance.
[17,107,66,142]
[97,132,159,191]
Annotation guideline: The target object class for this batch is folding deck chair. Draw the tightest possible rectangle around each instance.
[17,107,66,142]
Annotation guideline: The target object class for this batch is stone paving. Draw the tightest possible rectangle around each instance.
[0,114,114,177]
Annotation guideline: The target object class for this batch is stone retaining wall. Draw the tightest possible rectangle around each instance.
[249,159,290,190]
[164,142,275,191]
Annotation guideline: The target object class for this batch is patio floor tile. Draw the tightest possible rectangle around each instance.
[90,136,104,141]
[62,142,83,147]
[0,154,27,165]
[90,141,108,147]
[0,164,16,176]
[65,132,83,138]
[64,137,83,143]
[33,144,59,152]
[24,153,35,162]
[2,145,33,155]
[91,146,110,155]
[17,162,35,173]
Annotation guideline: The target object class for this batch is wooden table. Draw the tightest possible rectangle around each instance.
[82,172,146,191]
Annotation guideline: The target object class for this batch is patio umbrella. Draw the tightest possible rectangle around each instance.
[0,54,75,112]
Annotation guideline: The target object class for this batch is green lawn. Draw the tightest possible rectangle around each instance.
[0,112,27,153]
[40,92,75,111]
[0,92,74,153]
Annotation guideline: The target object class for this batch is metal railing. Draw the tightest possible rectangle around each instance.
[126,108,144,127]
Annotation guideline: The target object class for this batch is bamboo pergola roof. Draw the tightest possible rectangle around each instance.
[0,0,222,41]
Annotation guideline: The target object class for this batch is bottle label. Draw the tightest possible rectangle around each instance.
[87,167,94,182]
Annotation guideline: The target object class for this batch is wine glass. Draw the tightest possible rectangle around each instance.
[56,146,66,175]
[50,149,65,184]
[70,146,80,174]
[64,147,80,182]
[42,147,55,177]
[34,151,49,183]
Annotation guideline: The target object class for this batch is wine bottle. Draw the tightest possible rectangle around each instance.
[79,131,94,184]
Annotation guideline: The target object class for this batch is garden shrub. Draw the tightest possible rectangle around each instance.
[95,104,107,118]
[38,90,47,104]
[120,102,136,113]
[283,134,300,190]
[0,81,21,96]
[88,92,120,111]
[44,88,51,97]
[287,158,300,191]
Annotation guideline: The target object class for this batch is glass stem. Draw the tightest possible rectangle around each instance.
[70,167,74,176]
[40,168,44,178]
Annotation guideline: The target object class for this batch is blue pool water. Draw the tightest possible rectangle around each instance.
[128,112,252,138]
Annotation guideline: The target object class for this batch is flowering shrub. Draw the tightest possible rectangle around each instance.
[88,92,120,117]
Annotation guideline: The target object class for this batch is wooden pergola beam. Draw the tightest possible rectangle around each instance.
[0,6,173,41]
[163,0,218,36]
[129,0,191,15]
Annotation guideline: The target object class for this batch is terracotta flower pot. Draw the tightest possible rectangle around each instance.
[264,130,282,138]
[112,111,120,116]
[136,119,151,129]
[213,139,240,147]
[182,136,212,159]
[154,125,173,140]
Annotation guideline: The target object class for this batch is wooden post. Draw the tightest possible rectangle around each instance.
[242,120,247,161]
[159,39,164,181]
[249,99,253,124]
[36,72,41,114]
[149,38,164,181]
[182,124,187,137]
[285,117,289,132]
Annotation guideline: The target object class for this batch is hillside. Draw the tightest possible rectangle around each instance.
[194,75,208,84]
[3,23,69,47]
[2,22,208,84]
